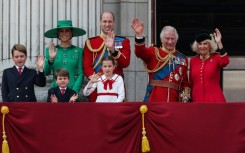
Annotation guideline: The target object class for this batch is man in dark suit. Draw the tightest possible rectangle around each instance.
[47,69,77,102]
[1,44,46,102]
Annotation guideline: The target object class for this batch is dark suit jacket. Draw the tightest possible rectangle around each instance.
[1,66,46,102]
[47,86,77,102]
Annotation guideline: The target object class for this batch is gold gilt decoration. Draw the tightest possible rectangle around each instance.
[140,105,150,152]
[144,47,175,73]
[112,49,126,60]
[1,106,10,153]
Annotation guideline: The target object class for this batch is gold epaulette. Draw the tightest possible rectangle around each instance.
[144,47,173,73]
[86,38,105,53]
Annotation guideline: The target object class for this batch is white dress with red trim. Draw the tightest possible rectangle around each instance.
[83,74,125,102]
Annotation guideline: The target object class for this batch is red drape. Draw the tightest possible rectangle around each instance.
[1,102,245,153]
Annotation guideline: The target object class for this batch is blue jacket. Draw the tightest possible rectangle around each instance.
[47,86,76,102]
[1,66,46,102]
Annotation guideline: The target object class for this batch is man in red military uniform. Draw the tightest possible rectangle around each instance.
[131,18,190,102]
[83,11,131,102]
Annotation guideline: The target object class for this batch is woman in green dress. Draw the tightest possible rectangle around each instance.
[44,20,86,99]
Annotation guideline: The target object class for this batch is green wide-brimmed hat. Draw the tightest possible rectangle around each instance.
[44,20,86,38]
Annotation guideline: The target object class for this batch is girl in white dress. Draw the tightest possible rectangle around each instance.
[83,56,125,102]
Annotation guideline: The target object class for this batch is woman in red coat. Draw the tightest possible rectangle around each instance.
[190,28,229,103]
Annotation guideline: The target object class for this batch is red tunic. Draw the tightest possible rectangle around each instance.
[83,35,131,102]
[190,53,229,103]
[135,43,189,102]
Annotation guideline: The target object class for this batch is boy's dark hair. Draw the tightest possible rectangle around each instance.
[11,44,27,56]
[101,56,115,65]
[55,69,70,80]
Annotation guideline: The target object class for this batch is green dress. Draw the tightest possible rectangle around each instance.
[44,45,84,94]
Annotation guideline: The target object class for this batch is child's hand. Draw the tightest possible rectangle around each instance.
[51,94,58,103]
[90,73,101,83]
[36,55,45,72]
[69,94,78,103]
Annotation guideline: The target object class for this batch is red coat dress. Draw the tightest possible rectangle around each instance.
[190,53,229,103]
[135,37,189,102]
[83,34,131,102]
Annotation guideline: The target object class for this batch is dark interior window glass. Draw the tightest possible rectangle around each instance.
[156,0,245,56]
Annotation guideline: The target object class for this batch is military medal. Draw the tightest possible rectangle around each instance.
[115,40,123,49]
[174,74,180,81]
[179,67,182,75]
[175,57,180,64]
[181,58,186,65]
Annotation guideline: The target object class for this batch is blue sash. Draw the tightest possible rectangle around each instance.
[143,52,185,102]
[94,51,108,73]
[93,36,125,73]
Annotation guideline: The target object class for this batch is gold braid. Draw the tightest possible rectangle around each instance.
[144,47,175,73]
[85,38,107,69]
[86,39,105,53]
[93,46,107,69]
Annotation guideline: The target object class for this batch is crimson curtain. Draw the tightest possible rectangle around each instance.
[1,102,245,153]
